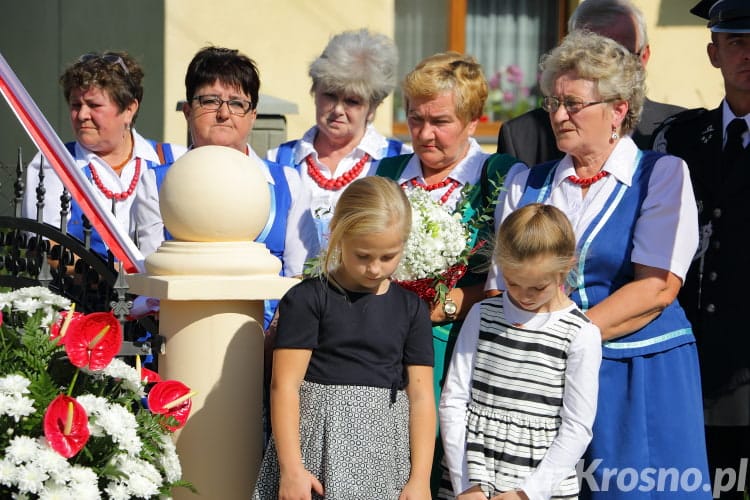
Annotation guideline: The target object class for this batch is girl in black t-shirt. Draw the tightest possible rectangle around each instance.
[253,176,435,500]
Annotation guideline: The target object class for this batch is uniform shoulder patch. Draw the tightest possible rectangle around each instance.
[652,107,710,152]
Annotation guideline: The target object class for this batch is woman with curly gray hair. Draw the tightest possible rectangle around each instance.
[267,28,410,249]
[488,30,710,498]
[21,51,186,258]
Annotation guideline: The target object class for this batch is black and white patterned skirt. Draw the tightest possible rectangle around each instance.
[252,381,412,499]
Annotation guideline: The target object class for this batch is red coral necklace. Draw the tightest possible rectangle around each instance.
[306,153,370,190]
[88,158,141,201]
[409,177,461,204]
[568,170,609,187]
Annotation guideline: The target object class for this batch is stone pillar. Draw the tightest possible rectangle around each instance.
[127,146,297,499]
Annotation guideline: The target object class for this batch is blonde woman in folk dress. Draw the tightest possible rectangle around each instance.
[375,51,525,495]
[253,177,435,500]
[440,204,601,500]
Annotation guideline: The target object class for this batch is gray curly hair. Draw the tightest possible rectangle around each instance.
[309,28,398,109]
[539,30,645,135]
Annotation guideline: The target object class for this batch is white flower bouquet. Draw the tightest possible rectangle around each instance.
[393,188,477,303]
[0,287,194,499]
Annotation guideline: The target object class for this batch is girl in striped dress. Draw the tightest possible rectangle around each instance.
[439,203,601,500]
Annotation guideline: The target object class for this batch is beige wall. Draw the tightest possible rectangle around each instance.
[162,1,727,147]
[163,0,395,146]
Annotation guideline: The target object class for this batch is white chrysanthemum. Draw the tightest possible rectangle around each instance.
[0,393,35,422]
[104,481,131,500]
[67,465,99,494]
[0,457,18,485]
[12,287,70,309]
[12,297,44,316]
[4,287,70,326]
[76,395,108,437]
[157,433,182,483]
[5,435,40,464]
[33,446,69,478]
[101,358,144,396]
[37,481,77,500]
[393,188,470,281]
[0,374,31,394]
[76,394,108,414]
[92,403,141,456]
[113,454,162,498]
[14,463,48,494]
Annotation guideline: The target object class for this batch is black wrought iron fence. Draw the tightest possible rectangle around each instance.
[0,148,160,363]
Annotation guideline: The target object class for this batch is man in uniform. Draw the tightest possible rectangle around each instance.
[498,0,683,167]
[653,1,750,497]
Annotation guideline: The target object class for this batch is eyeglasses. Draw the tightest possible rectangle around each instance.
[541,96,617,114]
[191,95,253,116]
[78,53,129,75]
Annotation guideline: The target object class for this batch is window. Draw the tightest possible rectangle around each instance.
[394,0,568,141]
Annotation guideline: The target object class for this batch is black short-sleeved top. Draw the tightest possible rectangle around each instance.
[274,276,434,389]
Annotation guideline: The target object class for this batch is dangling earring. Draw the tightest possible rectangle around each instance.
[610,126,619,141]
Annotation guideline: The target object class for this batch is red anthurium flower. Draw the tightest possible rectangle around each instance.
[64,312,122,370]
[50,306,84,345]
[140,366,162,384]
[148,380,194,431]
[43,395,90,458]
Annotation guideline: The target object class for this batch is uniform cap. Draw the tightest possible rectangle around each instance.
[691,0,750,33]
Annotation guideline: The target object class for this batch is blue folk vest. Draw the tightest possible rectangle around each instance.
[518,151,696,359]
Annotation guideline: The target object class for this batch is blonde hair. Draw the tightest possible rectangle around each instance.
[323,177,411,273]
[402,52,488,123]
[495,204,576,276]
[539,30,645,135]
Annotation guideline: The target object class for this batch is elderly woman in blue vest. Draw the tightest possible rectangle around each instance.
[266,28,410,249]
[491,31,709,498]
[22,51,186,258]
[375,51,524,495]
[181,46,318,329]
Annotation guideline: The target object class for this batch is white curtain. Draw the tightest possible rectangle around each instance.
[466,0,559,95]
[394,0,448,121]
[394,0,559,121]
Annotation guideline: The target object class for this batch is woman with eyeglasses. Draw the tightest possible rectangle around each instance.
[266,28,410,249]
[489,31,709,499]
[180,46,319,329]
[22,51,186,258]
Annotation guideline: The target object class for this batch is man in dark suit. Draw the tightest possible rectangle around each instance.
[653,1,750,498]
[497,0,683,166]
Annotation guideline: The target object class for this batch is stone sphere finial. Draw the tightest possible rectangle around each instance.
[159,146,270,242]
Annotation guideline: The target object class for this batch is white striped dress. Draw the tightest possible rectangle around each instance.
[440,297,588,499]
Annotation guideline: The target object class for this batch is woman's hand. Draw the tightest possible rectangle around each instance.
[490,490,529,500]
[278,465,324,500]
[398,477,431,499]
[430,283,485,323]
[457,485,490,499]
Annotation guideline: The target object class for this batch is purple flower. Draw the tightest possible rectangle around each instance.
[506,64,524,85]
[488,71,502,90]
